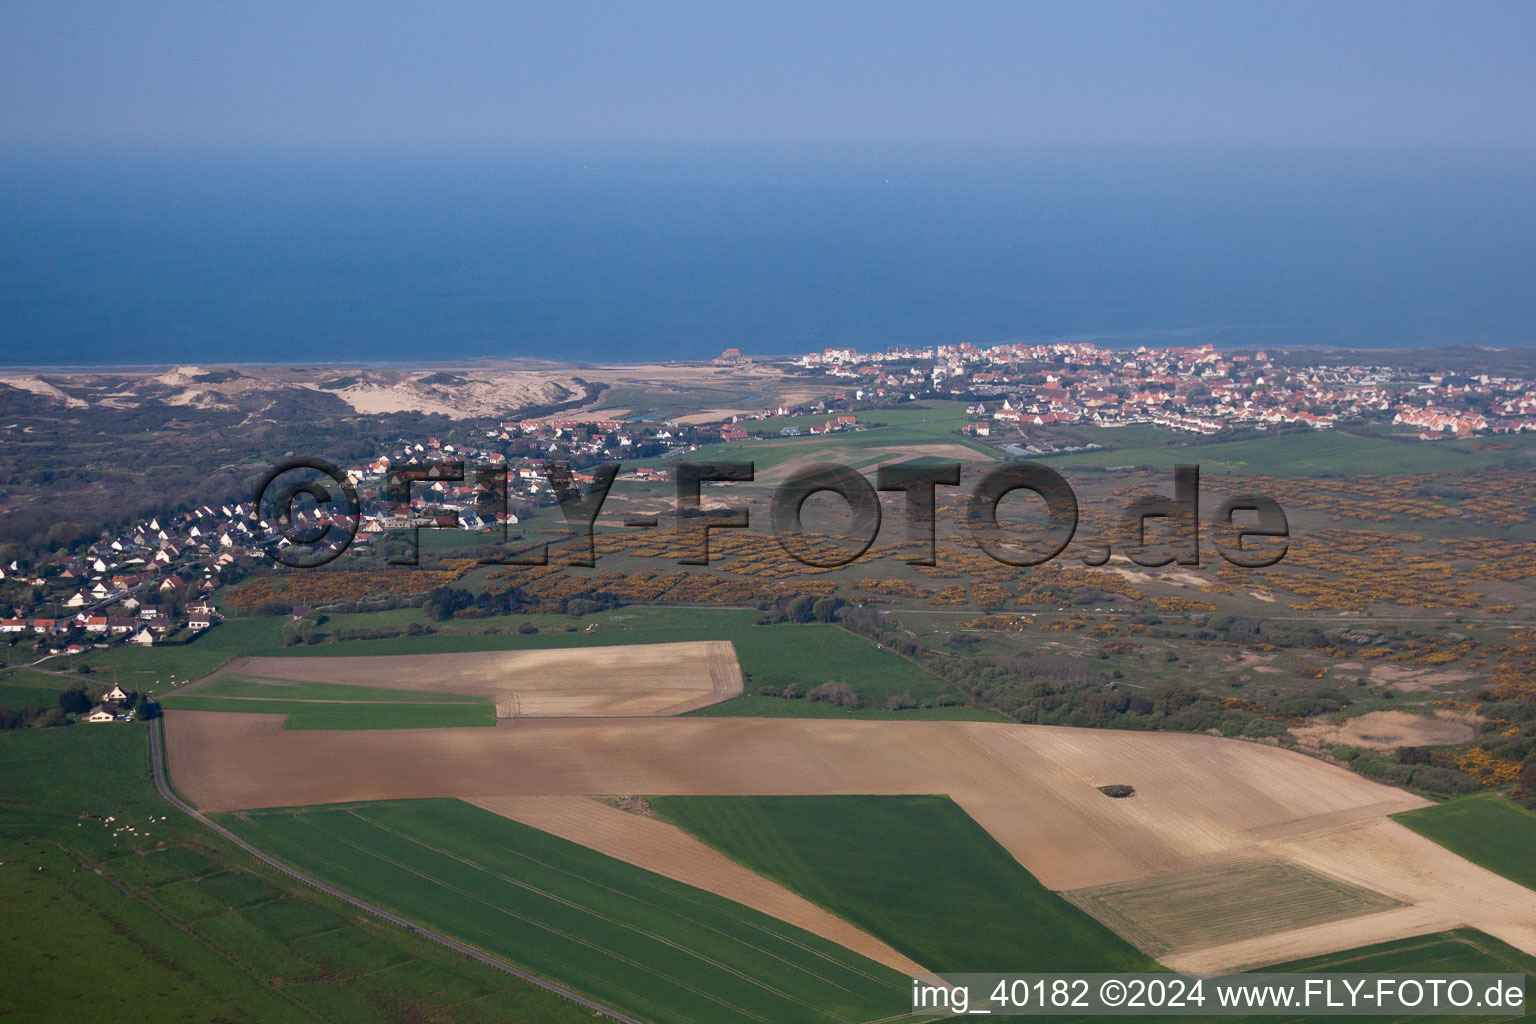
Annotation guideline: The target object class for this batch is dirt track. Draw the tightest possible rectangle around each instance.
[202,641,742,717]
[164,710,1536,969]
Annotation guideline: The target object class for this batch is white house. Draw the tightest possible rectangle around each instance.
[128,628,155,646]
[85,705,117,724]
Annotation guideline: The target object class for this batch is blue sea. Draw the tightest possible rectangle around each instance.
[1,146,1533,366]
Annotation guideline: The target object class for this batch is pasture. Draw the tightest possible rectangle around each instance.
[633,399,999,475]
[0,725,602,1024]
[0,667,71,710]
[1047,426,1536,476]
[217,798,911,1024]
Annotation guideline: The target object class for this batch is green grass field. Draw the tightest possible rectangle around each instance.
[159,694,496,730]
[629,401,998,473]
[0,667,72,709]
[217,798,911,1024]
[1273,927,1536,975]
[1394,793,1536,893]
[1240,929,1536,1024]
[73,617,290,686]
[1049,426,1535,477]
[126,608,1000,721]
[650,794,1155,973]
[189,674,488,703]
[0,725,604,1024]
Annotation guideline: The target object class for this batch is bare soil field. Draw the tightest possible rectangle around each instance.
[1291,709,1477,751]
[465,795,928,977]
[164,711,1536,968]
[1167,817,1536,973]
[197,641,742,718]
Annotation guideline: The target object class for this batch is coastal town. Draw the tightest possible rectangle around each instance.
[0,504,227,652]
[786,341,1536,439]
[2,341,1532,655]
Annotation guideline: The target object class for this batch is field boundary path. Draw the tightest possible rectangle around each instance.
[146,718,645,1024]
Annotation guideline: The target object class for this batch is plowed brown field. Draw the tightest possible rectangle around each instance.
[198,641,742,717]
[164,710,1536,970]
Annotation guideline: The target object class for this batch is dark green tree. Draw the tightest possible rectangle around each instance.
[57,689,92,715]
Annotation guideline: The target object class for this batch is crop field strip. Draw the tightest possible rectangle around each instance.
[650,795,1156,974]
[467,794,929,976]
[349,806,898,990]
[159,694,498,730]
[189,674,493,703]
[1062,858,1403,957]
[189,641,746,718]
[218,798,909,1024]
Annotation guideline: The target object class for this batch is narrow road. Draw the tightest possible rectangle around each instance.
[146,718,645,1024]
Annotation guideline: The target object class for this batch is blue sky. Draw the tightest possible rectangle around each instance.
[2,1,1534,152]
